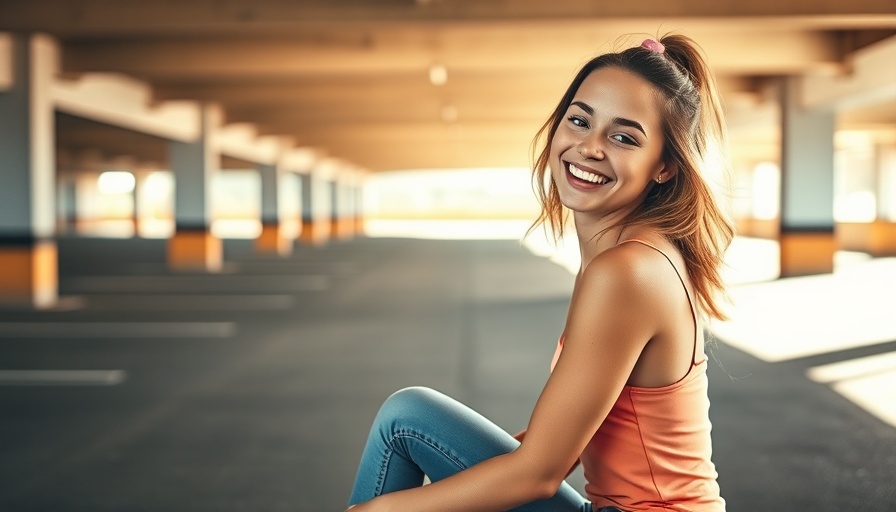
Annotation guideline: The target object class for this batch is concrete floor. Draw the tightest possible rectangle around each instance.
[1,236,894,511]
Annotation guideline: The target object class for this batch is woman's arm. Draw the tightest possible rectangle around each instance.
[349,245,664,512]
[513,429,580,478]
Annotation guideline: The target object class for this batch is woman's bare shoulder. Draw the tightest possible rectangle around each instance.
[582,239,673,288]
[561,242,668,366]
[577,240,684,322]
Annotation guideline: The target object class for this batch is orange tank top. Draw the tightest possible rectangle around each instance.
[550,239,725,511]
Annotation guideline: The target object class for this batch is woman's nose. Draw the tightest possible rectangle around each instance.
[577,136,605,160]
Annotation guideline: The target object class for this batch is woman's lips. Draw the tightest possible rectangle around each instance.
[566,162,612,186]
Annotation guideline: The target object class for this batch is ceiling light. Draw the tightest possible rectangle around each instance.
[429,64,447,86]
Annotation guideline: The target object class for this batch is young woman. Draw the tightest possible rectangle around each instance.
[346,33,734,512]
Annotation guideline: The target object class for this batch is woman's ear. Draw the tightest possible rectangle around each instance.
[656,161,678,184]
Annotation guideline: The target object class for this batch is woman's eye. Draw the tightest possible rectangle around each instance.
[567,115,588,128]
[611,133,637,145]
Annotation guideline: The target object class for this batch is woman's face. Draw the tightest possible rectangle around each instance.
[549,66,670,223]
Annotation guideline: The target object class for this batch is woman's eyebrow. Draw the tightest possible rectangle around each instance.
[613,117,647,137]
[570,101,647,137]
[570,101,594,115]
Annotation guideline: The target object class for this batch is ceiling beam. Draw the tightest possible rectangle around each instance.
[257,120,543,142]
[802,35,896,110]
[155,73,767,124]
[150,71,570,105]
[259,120,543,171]
[222,98,553,126]
[55,113,170,165]
[53,73,201,142]
[61,27,845,79]
[4,2,893,173]
[2,1,895,36]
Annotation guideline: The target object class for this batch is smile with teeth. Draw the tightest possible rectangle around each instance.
[568,163,611,185]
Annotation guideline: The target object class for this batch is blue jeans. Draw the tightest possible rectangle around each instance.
[348,387,619,512]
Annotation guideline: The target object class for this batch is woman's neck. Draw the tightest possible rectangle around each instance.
[574,218,628,274]
[573,208,660,274]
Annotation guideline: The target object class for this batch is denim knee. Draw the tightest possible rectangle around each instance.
[375,386,438,428]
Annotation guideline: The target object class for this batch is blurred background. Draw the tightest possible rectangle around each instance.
[1,1,895,511]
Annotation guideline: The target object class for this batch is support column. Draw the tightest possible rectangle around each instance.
[167,105,222,271]
[334,171,360,238]
[867,142,896,256]
[57,175,78,235]
[330,169,360,240]
[779,76,836,277]
[339,174,355,240]
[131,169,144,237]
[836,142,896,256]
[299,172,313,244]
[329,178,344,240]
[353,174,366,236]
[866,143,896,255]
[0,34,58,308]
[255,163,292,255]
[299,170,331,245]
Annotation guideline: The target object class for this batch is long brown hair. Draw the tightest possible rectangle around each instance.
[530,34,734,320]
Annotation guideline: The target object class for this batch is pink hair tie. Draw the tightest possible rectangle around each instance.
[641,39,665,54]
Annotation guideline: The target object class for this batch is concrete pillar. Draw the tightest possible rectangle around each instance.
[57,176,78,234]
[167,104,222,271]
[0,34,58,308]
[131,170,145,237]
[329,170,363,240]
[335,171,363,238]
[329,178,343,240]
[255,162,292,255]
[354,176,366,236]
[839,143,896,256]
[869,144,896,255]
[340,175,356,239]
[299,172,313,244]
[299,170,331,245]
[779,76,836,277]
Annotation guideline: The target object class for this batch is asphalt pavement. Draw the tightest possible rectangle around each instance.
[0,236,894,511]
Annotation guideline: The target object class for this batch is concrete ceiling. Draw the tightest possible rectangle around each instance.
[3,0,896,171]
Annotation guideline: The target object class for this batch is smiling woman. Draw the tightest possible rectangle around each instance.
[548,68,669,220]
[346,34,734,512]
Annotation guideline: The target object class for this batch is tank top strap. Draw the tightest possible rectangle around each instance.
[618,238,700,366]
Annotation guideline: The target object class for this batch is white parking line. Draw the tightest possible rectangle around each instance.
[0,370,126,386]
[808,353,896,428]
[64,275,328,293]
[81,294,295,311]
[0,322,236,338]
